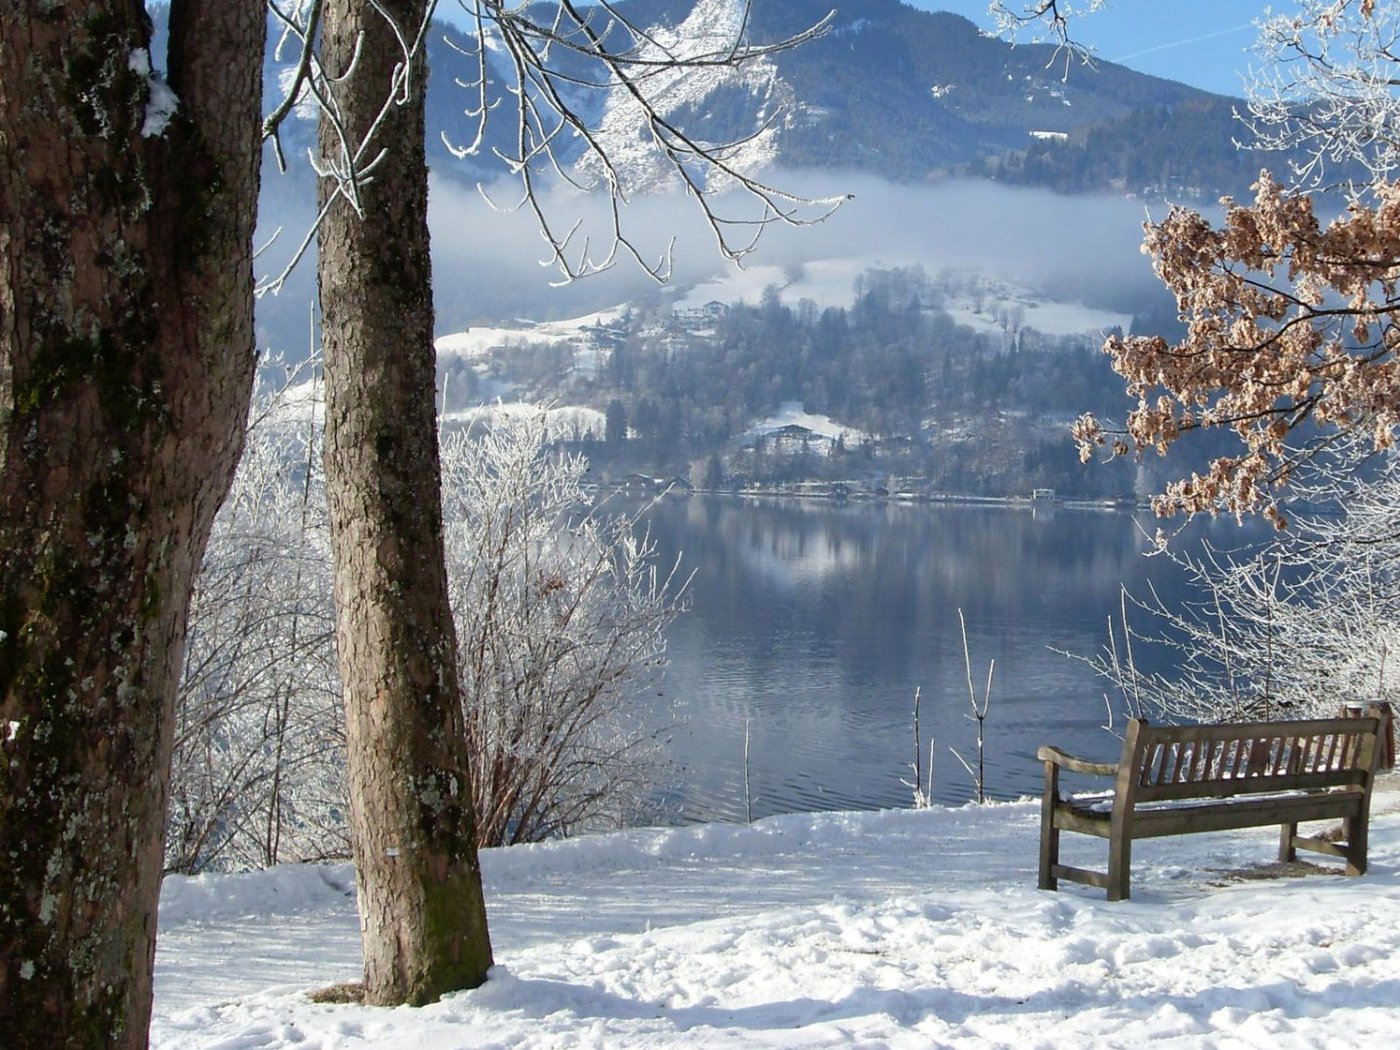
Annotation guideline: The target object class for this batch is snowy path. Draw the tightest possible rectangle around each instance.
[152,791,1400,1048]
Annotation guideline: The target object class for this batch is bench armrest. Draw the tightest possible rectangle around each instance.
[1037,745,1118,777]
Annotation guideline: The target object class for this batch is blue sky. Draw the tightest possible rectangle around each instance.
[915,2,1267,97]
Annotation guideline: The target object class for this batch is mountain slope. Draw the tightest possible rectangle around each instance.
[235,0,1277,352]
[597,0,1259,193]
[238,0,1271,209]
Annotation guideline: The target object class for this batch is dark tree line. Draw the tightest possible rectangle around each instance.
[972,99,1276,200]
[510,268,1140,494]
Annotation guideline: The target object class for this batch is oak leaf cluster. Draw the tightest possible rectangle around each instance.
[1074,171,1400,525]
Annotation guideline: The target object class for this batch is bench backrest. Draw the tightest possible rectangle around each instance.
[1117,715,1386,806]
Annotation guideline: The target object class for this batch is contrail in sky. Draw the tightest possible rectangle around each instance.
[1112,23,1255,63]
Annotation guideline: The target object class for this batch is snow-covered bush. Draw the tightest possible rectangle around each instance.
[167,397,686,870]
[1082,448,1400,725]
[167,397,344,874]
[442,411,688,847]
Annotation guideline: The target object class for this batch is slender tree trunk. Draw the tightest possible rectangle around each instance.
[0,1,263,1045]
[317,0,493,1005]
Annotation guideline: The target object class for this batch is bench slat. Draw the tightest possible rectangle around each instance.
[1133,768,1367,802]
[1226,738,1247,779]
[1129,791,1365,838]
[1161,742,1179,785]
[1135,716,1366,744]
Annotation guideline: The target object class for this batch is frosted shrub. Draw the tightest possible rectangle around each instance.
[441,412,688,847]
[1081,448,1400,725]
[168,399,687,868]
[167,404,344,874]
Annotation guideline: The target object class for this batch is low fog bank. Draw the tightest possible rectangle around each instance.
[430,171,1171,322]
[254,167,1178,361]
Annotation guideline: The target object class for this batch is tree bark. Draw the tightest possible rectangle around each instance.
[0,0,263,1045]
[316,0,493,1005]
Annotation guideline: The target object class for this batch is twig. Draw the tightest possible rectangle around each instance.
[743,717,752,824]
[952,609,994,804]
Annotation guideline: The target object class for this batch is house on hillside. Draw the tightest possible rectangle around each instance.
[676,300,730,325]
[771,423,821,456]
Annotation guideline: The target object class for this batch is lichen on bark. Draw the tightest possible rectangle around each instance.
[0,0,264,1045]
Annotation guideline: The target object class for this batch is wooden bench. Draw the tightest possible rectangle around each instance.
[1037,713,1390,901]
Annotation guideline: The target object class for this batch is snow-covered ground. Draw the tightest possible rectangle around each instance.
[675,263,793,310]
[439,400,607,439]
[153,783,1400,1048]
[671,256,1133,339]
[434,307,628,362]
[742,401,866,447]
[941,294,1131,342]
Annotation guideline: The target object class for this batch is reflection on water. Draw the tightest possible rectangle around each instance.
[631,495,1265,825]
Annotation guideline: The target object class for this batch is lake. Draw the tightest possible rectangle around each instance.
[632,495,1265,825]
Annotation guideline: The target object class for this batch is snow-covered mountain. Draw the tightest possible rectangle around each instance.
[589,0,1264,196]
[243,0,1271,380]
[243,0,1267,203]
[573,0,795,194]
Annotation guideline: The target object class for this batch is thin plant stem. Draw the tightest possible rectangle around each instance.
[744,718,753,824]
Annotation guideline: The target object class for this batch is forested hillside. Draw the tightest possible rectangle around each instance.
[453,266,1180,498]
[235,0,1302,353]
[974,98,1291,200]
[237,0,1278,493]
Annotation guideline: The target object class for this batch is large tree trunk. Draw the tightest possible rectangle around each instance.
[0,0,263,1045]
[316,0,493,1005]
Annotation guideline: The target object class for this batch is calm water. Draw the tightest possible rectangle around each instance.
[634,495,1265,824]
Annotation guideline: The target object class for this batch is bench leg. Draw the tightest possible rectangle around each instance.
[1279,821,1297,864]
[1343,814,1368,876]
[1106,826,1131,902]
[1039,815,1059,891]
[1038,763,1060,891]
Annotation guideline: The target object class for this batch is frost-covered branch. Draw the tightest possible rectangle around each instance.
[1243,0,1398,197]
[441,409,691,846]
[262,0,326,172]
[1071,443,1400,726]
[948,610,994,804]
[987,0,1108,79]
[443,0,844,282]
[169,371,343,874]
[256,0,845,294]
[171,392,691,868]
[258,0,437,294]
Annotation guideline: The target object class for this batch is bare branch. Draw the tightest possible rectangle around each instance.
[987,0,1107,80]
[262,0,326,171]
[258,0,846,294]
[439,0,846,282]
[1070,442,1400,727]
